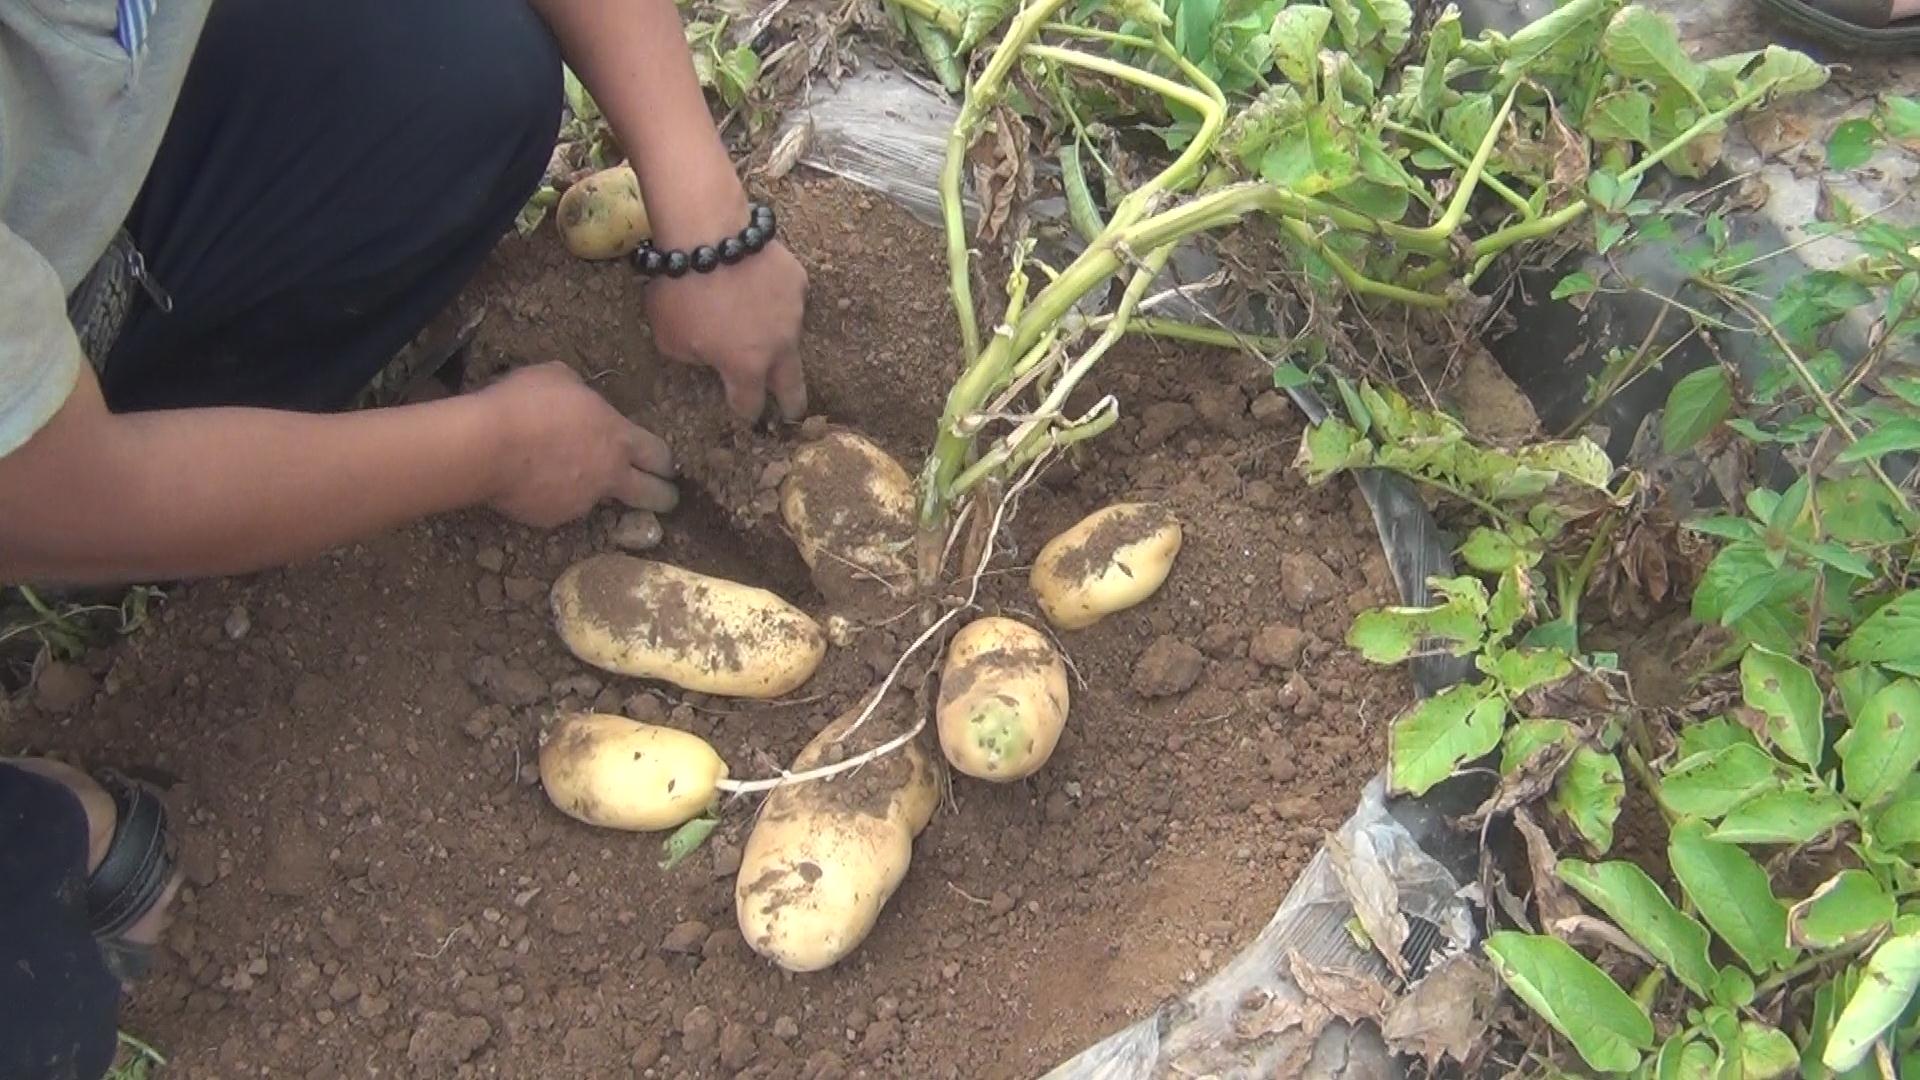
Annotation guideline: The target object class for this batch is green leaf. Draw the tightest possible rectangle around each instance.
[1486,647,1574,696]
[1296,418,1371,484]
[1271,362,1312,390]
[1459,526,1528,573]
[1662,366,1733,453]
[1173,0,1223,63]
[1552,747,1625,852]
[1441,93,1496,158]
[1347,600,1485,664]
[1711,786,1850,844]
[1836,418,1920,464]
[1601,7,1705,100]
[1733,1021,1800,1080]
[1869,773,1920,849]
[1268,5,1331,86]
[1678,716,1759,760]
[1826,118,1880,171]
[1820,477,1909,545]
[1486,566,1530,642]
[1839,594,1920,667]
[1739,645,1825,766]
[658,816,719,870]
[1838,679,1920,807]
[1484,932,1655,1073]
[1389,685,1505,796]
[1658,743,1782,819]
[1746,44,1829,94]
[1790,538,1876,580]
[1691,543,1806,653]
[1823,932,1920,1071]
[1669,819,1795,973]
[1558,859,1717,998]
[1552,271,1600,301]
[1586,89,1655,144]
[1502,718,1576,774]
[1597,218,1631,254]
[1655,1035,1718,1079]
[1790,870,1894,949]
[1884,95,1920,138]
[1836,665,1892,723]
[1686,515,1761,542]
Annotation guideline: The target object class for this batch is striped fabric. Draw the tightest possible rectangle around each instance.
[116,0,157,55]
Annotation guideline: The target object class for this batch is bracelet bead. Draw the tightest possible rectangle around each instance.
[663,250,690,278]
[690,245,720,273]
[717,236,745,264]
[629,202,777,280]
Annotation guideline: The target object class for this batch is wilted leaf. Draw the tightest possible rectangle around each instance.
[1502,719,1576,775]
[1552,747,1624,852]
[1389,684,1506,796]
[1789,869,1894,950]
[1269,5,1333,87]
[1558,859,1717,998]
[1837,678,1920,808]
[1287,951,1392,1024]
[1602,7,1705,101]
[1381,953,1494,1069]
[1348,601,1485,664]
[1324,826,1407,976]
[1884,95,1920,139]
[1738,645,1824,766]
[1486,931,1655,1073]
[1515,807,1582,927]
[1823,932,1920,1072]
[1669,819,1795,973]
[968,106,1031,243]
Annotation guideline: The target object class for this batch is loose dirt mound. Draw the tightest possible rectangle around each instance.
[9,177,1407,1078]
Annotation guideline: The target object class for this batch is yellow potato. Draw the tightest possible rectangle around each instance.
[937,617,1069,781]
[538,712,727,831]
[551,554,825,698]
[1030,503,1183,630]
[556,164,651,260]
[735,692,939,972]
[779,431,917,612]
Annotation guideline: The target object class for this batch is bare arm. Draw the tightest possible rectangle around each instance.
[532,0,810,421]
[0,362,673,586]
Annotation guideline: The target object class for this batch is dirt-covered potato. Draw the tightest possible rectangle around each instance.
[551,554,825,698]
[937,617,1069,781]
[735,692,939,972]
[779,431,917,613]
[556,164,651,260]
[1030,503,1182,630]
[539,712,727,831]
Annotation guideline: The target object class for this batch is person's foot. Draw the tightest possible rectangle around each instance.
[1758,0,1920,52]
[4,758,183,987]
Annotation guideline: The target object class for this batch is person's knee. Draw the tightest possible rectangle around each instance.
[453,0,565,191]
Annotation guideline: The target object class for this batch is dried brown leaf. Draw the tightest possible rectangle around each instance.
[1549,914,1658,968]
[1546,103,1591,210]
[1325,829,1409,978]
[1230,987,1332,1042]
[1382,953,1496,1069]
[967,106,1031,244]
[1286,951,1393,1025]
[1513,807,1582,928]
[757,116,812,180]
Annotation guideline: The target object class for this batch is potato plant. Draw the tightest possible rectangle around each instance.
[877,0,1826,560]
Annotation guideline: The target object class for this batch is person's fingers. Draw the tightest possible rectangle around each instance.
[613,468,679,513]
[769,347,808,422]
[626,425,676,479]
[723,365,769,424]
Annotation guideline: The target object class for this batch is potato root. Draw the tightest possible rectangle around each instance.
[779,431,917,613]
[551,554,825,698]
[539,712,727,831]
[735,693,939,972]
[1030,503,1183,630]
[937,617,1069,781]
[556,164,651,260]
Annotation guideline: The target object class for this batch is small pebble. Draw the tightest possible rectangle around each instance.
[224,606,252,640]
[611,511,663,552]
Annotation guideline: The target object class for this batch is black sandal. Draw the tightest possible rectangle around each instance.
[1756,0,1920,54]
[84,770,180,983]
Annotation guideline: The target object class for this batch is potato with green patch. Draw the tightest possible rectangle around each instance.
[937,616,1069,781]
[551,554,824,698]
[735,692,939,972]
[556,164,651,260]
[539,712,727,831]
[779,431,917,613]
[1030,503,1182,630]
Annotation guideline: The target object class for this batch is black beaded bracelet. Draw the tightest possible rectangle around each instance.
[630,202,777,280]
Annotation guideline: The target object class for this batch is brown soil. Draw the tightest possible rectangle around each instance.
[8,176,1410,1079]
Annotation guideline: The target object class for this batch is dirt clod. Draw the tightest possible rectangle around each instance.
[1132,637,1206,698]
[719,1022,758,1070]
[1250,624,1306,669]
[1280,552,1342,611]
[661,919,710,956]
[407,1012,492,1069]
[32,661,96,713]
[681,1005,721,1055]
[469,655,546,707]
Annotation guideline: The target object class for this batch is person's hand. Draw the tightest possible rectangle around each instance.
[478,362,676,527]
[644,237,809,423]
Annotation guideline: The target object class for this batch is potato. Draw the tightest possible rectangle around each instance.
[937,617,1069,781]
[735,692,939,972]
[539,712,727,831]
[551,554,825,698]
[556,164,651,259]
[1030,503,1183,630]
[779,431,917,613]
